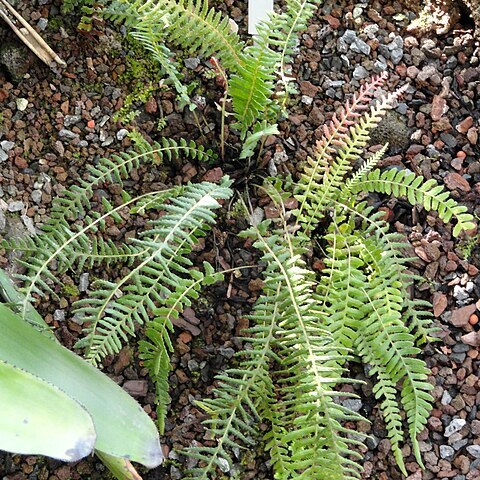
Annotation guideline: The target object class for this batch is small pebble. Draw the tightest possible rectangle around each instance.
[0,210,6,231]
[390,48,403,64]
[351,38,371,55]
[116,128,129,140]
[79,273,90,292]
[59,129,79,140]
[218,347,235,359]
[37,18,48,31]
[343,399,363,412]
[184,57,200,69]
[16,98,28,111]
[467,445,480,458]
[1,141,14,151]
[31,190,42,203]
[53,310,65,322]
[7,201,24,212]
[21,215,36,235]
[440,445,455,460]
[453,285,470,302]
[353,65,369,80]
[441,390,452,405]
[64,115,81,127]
[445,418,466,437]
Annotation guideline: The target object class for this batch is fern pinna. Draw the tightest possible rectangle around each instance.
[187,73,474,479]
[5,138,233,432]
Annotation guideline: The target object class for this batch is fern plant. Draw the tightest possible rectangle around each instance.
[5,2,476,475]
[102,0,323,149]
[184,73,475,479]
[5,137,233,436]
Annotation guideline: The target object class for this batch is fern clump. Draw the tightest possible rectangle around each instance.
[184,73,474,479]
[4,1,476,474]
[4,137,233,434]
[103,0,323,151]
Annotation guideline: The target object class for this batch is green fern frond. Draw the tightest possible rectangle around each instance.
[185,208,364,479]
[7,139,212,320]
[106,0,245,71]
[342,143,389,195]
[229,33,278,136]
[263,405,293,480]
[129,27,191,106]
[348,168,475,236]
[140,261,224,432]
[319,225,406,473]
[46,136,208,225]
[353,234,432,470]
[138,328,172,434]
[315,205,435,476]
[404,298,437,345]
[276,0,319,85]
[230,0,321,136]
[76,178,233,366]
[255,228,364,480]
[184,303,278,479]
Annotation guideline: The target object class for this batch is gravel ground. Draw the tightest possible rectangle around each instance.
[0,1,480,479]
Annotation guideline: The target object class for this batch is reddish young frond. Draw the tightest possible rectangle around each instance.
[296,73,389,220]
[315,72,388,164]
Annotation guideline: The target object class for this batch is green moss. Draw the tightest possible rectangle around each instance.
[458,232,480,260]
[62,283,80,298]
[47,16,64,31]
[227,199,248,221]
[113,37,166,125]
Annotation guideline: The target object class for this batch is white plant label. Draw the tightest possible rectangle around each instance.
[248,0,274,35]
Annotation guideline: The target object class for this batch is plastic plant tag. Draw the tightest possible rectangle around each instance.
[248,0,274,35]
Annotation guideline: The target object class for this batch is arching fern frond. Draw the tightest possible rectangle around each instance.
[106,0,245,71]
[183,289,278,479]
[252,223,363,480]
[348,168,475,236]
[140,261,224,433]
[320,216,433,475]
[296,82,408,232]
[342,143,388,196]
[185,208,364,479]
[295,73,387,215]
[4,138,213,320]
[230,0,322,136]
[47,136,206,223]
[75,178,233,366]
